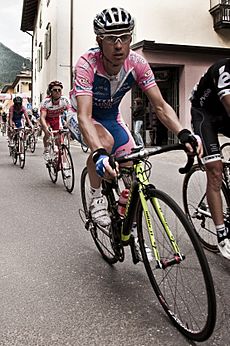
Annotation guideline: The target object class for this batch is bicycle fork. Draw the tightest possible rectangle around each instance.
[139,189,184,269]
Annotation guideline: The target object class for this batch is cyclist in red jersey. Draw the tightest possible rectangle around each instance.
[71,7,202,233]
[40,80,72,161]
[191,58,230,259]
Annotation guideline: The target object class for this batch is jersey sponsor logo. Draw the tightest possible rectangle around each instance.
[202,153,221,164]
[142,76,155,87]
[79,77,90,86]
[218,65,230,89]
[200,88,211,107]
[145,69,153,77]
[129,53,146,65]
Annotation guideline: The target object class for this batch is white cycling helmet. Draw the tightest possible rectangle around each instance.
[93,7,135,35]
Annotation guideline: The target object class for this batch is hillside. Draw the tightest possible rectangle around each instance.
[0,43,31,88]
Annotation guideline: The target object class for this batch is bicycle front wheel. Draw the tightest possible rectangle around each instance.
[183,164,230,252]
[61,145,75,193]
[29,134,36,153]
[19,136,26,169]
[136,188,216,341]
[80,167,118,264]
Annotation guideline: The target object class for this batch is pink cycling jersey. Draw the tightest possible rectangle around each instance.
[71,47,156,155]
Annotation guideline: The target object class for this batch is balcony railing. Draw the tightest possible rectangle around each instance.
[210,1,230,30]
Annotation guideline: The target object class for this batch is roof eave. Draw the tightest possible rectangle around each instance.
[131,40,230,55]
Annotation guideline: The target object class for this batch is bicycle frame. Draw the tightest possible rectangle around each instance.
[120,160,183,268]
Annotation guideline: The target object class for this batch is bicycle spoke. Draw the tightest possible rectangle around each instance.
[137,189,216,341]
[183,164,220,252]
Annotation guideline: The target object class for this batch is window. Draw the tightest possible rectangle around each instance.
[39,4,43,28]
[45,23,51,59]
[38,43,43,72]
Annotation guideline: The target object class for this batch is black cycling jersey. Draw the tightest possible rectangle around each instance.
[190,58,230,119]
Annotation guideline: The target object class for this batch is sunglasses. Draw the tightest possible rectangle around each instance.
[52,88,62,92]
[100,33,132,45]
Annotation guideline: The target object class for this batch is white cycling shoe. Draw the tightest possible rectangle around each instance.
[89,196,111,228]
[134,237,154,262]
[218,238,230,260]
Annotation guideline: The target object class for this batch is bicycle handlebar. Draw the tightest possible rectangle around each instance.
[114,144,196,174]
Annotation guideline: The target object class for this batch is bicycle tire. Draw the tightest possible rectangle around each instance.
[29,134,36,153]
[61,145,75,193]
[81,167,118,264]
[19,136,26,169]
[136,188,216,341]
[183,164,230,252]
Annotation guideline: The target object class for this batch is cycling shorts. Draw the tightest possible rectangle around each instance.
[14,119,25,129]
[191,107,230,163]
[93,113,136,158]
[46,116,62,131]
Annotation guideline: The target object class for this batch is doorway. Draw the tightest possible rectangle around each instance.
[132,66,179,146]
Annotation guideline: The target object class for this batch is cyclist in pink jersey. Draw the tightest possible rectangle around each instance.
[71,7,202,236]
[40,80,72,161]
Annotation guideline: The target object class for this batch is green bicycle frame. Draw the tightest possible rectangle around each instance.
[121,161,182,267]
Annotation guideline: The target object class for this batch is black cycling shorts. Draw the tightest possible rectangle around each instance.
[191,107,230,161]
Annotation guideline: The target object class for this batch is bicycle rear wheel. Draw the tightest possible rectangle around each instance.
[183,164,230,252]
[136,188,216,341]
[80,167,118,264]
[61,145,75,193]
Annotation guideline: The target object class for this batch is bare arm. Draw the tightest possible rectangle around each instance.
[76,94,103,151]
[221,94,230,116]
[144,85,183,135]
[23,109,32,127]
[40,109,50,136]
[145,85,203,156]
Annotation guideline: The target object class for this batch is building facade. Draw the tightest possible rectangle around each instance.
[21,0,230,144]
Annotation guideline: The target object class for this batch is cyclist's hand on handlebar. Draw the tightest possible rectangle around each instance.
[177,129,203,158]
[92,148,118,178]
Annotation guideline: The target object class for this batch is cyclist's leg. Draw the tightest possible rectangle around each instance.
[192,107,230,258]
[86,121,114,227]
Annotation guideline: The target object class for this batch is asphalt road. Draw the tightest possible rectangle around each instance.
[0,135,229,346]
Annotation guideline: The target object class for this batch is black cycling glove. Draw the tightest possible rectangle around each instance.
[177,129,198,148]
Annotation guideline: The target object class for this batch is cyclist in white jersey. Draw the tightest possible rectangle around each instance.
[71,7,202,233]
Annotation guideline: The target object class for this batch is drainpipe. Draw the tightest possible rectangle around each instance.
[25,31,33,105]
[70,0,73,89]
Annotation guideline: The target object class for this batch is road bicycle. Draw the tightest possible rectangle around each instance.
[80,144,216,341]
[45,129,75,193]
[183,142,230,253]
[9,127,26,169]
